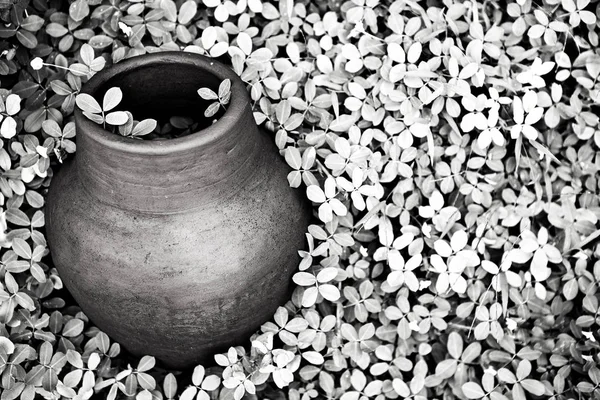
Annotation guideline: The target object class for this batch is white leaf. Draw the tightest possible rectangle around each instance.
[407,42,422,63]
[236,32,252,55]
[293,272,316,286]
[201,27,217,49]
[76,93,102,114]
[198,87,218,100]
[132,119,157,136]
[105,111,129,126]
[306,185,326,203]
[1,117,17,138]
[5,94,21,115]
[316,267,338,283]
[319,284,340,301]
[102,87,123,112]
[201,375,220,391]
[284,147,302,170]
[80,43,95,66]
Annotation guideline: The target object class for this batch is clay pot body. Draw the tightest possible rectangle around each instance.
[46,52,310,368]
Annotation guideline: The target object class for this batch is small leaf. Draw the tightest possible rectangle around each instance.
[198,87,218,100]
[219,79,231,100]
[132,119,157,136]
[84,111,105,125]
[521,379,546,396]
[447,332,463,359]
[285,147,302,170]
[163,373,177,399]
[105,111,129,126]
[204,102,220,118]
[178,0,197,25]
[42,120,62,137]
[462,382,485,399]
[5,94,21,115]
[137,355,155,372]
[62,319,84,337]
[80,44,95,66]
[12,238,32,260]
[75,94,102,114]
[103,87,123,112]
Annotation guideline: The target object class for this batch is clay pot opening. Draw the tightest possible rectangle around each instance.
[75,52,248,152]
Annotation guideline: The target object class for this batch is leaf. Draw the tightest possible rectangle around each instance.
[204,102,220,118]
[435,359,457,379]
[180,387,197,400]
[462,382,486,399]
[287,171,301,187]
[62,319,84,337]
[84,111,105,125]
[302,351,324,365]
[498,368,517,384]
[284,147,302,170]
[69,0,90,21]
[137,373,156,391]
[105,111,129,126]
[201,375,220,391]
[178,0,197,25]
[103,87,123,112]
[136,390,153,400]
[132,119,157,136]
[329,115,356,132]
[319,284,340,301]
[42,120,62,137]
[219,79,231,101]
[76,94,102,114]
[520,379,546,395]
[88,35,114,49]
[6,208,30,226]
[306,185,326,203]
[392,379,410,397]
[137,355,155,372]
[80,44,95,66]
[46,22,68,37]
[16,30,37,49]
[236,32,252,55]
[447,332,463,359]
[316,267,338,283]
[198,87,218,100]
[285,318,309,332]
[21,15,44,32]
[14,292,34,310]
[293,272,316,286]
[1,116,17,138]
[5,94,21,115]
[12,238,32,260]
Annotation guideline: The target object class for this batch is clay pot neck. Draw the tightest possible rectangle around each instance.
[74,52,262,214]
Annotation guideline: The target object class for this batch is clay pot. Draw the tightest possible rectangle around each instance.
[46,52,310,368]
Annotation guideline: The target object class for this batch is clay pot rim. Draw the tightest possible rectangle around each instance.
[75,52,246,156]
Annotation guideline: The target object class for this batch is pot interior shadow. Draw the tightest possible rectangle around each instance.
[93,62,227,136]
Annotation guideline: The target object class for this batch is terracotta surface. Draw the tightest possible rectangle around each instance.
[46,52,310,368]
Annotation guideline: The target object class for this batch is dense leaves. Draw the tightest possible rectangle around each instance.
[1,0,600,399]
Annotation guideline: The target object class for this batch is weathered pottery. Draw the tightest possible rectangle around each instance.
[46,52,310,368]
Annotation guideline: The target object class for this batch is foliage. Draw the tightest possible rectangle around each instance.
[0,0,600,399]
[198,78,231,118]
[73,77,232,137]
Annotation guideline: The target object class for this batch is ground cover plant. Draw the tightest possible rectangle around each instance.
[0,0,600,399]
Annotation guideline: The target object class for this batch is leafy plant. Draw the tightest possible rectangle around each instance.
[197,78,232,118]
[75,87,157,138]
[1,0,600,399]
